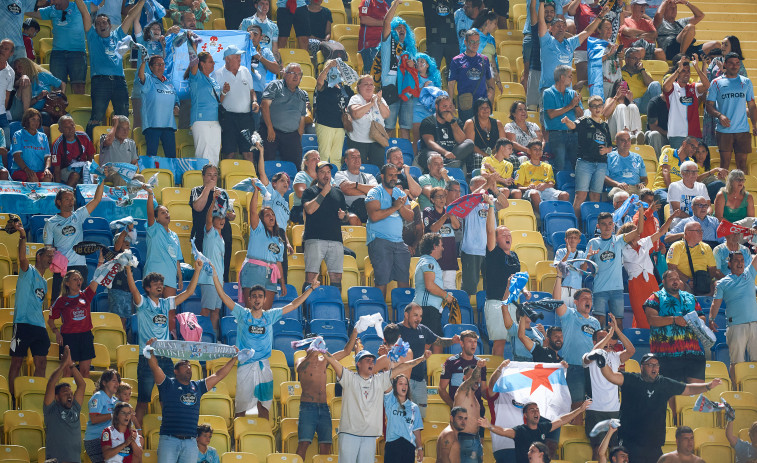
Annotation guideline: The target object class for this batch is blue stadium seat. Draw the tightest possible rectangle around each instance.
[307,286,346,321]
[322,333,350,353]
[302,134,318,152]
[92,291,109,313]
[695,296,714,310]
[83,230,115,248]
[83,217,111,233]
[273,318,303,336]
[623,328,650,362]
[273,333,301,366]
[551,232,588,252]
[359,164,381,178]
[273,300,302,321]
[196,315,216,343]
[265,161,298,188]
[220,316,237,341]
[224,331,237,346]
[387,138,414,160]
[443,323,480,338]
[223,282,239,300]
[29,215,51,242]
[520,291,556,326]
[447,289,475,325]
[555,171,576,190]
[544,213,578,247]
[179,295,202,315]
[128,313,139,343]
[359,334,384,356]
[348,286,384,308]
[309,319,348,338]
[445,168,470,194]
[352,300,388,323]
[475,290,486,313]
[539,201,573,225]
[407,166,422,180]
[392,288,415,322]
[581,202,613,233]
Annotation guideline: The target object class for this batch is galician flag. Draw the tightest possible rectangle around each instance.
[490,362,571,452]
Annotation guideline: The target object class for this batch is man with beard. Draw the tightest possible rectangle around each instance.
[518,318,564,363]
[658,427,705,463]
[44,345,86,463]
[437,407,468,463]
[450,359,488,463]
[418,94,475,172]
[599,353,722,462]
[366,163,415,297]
[385,146,422,199]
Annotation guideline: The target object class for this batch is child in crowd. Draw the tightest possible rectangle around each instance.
[199,190,227,339]
[196,424,220,463]
[110,222,136,331]
[554,228,586,308]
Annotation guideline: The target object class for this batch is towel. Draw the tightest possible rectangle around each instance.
[291,336,328,353]
[92,250,138,288]
[354,313,384,339]
[389,337,410,362]
[190,237,213,276]
[504,272,529,305]
[589,418,621,437]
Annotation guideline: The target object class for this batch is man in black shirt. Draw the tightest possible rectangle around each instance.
[645,94,670,157]
[397,302,459,418]
[422,0,459,78]
[418,94,475,171]
[481,400,592,463]
[599,353,723,462]
[518,319,564,363]
[301,161,348,291]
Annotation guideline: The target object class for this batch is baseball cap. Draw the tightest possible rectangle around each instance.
[355,350,376,364]
[223,44,245,58]
[640,353,658,365]
[316,161,335,172]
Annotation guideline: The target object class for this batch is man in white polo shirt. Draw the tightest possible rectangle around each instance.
[214,44,258,162]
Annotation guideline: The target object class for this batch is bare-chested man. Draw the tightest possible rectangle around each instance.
[657,427,705,463]
[437,406,468,463]
[453,360,488,463]
[294,328,359,460]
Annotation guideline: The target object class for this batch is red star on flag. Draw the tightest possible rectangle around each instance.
[520,364,559,394]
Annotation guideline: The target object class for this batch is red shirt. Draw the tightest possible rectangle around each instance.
[51,132,95,169]
[619,16,656,49]
[358,0,389,50]
[663,82,703,138]
[50,286,95,333]
[23,34,35,61]
[575,3,600,51]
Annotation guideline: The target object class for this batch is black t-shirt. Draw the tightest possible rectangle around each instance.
[314,84,354,129]
[189,186,232,252]
[301,184,347,242]
[485,247,521,300]
[513,419,553,463]
[222,0,255,30]
[308,7,333,39]
[397,323,438,381]
[420,115,461,152]
[530,344,562,363]
[646,95,670,132]
[529,23,541,71]
[422,207,458,271]
[619,372,686,447]
[440,354,487,417]
[422,0,458,42]
[574,116,612,163]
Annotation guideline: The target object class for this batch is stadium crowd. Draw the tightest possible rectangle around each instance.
[1,0,757,462]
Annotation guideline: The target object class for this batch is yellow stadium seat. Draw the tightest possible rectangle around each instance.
[116,345,139,381]
[693,427,733,463]
[675,395,717,428]
[426,402,451,423]
[312,455,338,463]
[426,353,450,386]
[512,243,547,279]
[290,224,305,252]
[705,361,731,388]
[200,387,234,428]
[69,107,92,129]
[735,362,757,392]
[183,170,204,188]
[394,0,424,28]
[340,255,361,302]
[92,125,111,152]
[207,4,224,22]
[198,415,231,454]
[213,18,226,29]
[234,416,275,459]
[499,212,537,231]
[720,392,757,432]
[342,226,368,271]
[271,349,291,400]
[625,359,640,373]
[494,29,524,44]
[511,230,545,246]
[220,159,256,186]
[561,440,593,462]
[0,376,12,427]
[161,187,193,208]
[13,376,47,416]
[287,253,307,294]
[3,275,18,310]
[267,454,303,463]
[3,410,44,461]
[142,449,157,463]
[495,55,513,84]
[141,169,175,198]
[0,445,29,463]
[91,312,126,365]
[321,0,346,24]
[38,38,53,64]
[207,358,238,398]
[223,453,260,463]
[280,48,315,77]
[280,381,301,418]
[143,414,163,449]
[0,342,14,380]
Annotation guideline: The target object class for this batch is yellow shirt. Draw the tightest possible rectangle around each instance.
[652,147,684,191]
[621,69,648,99]
[666,240,717,278]
[482,156,514,183]
[515,161,555,187]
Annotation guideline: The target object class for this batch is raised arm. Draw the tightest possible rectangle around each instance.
[322,349,344,379]
[85,180,106,215]
[120,0,146,34]
[381,0,400,41]
[206,354,238,389]
[44,346,74,406]
[599,363,625,385]
[597,425,618,463]
[125,266,143,306]
[16,222,29,272]
[391,350,432,378]
[537,0,548,37]
[146,188,156,226]
[249,187,260,229]
[145,337,167,384]
[281,280,319,315]
[478,418,516,438]
[551,399,592,430]
[75,0,91,31]
[333,327,359,361]
[211,265,236,310]
[256,143,268,185]
[577,6,609,44]
[517,314,536,351]
[725,417,738,447]
[487,359,510,391]
[552,274,569,317]
[175,260,204,305]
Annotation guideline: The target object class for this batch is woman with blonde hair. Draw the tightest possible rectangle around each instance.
[347,74,390,166]
[714,169,755,223]
[291,149,323,224]
[12,57,65,127]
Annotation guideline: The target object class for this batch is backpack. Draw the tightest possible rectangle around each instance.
[319,41,348,62]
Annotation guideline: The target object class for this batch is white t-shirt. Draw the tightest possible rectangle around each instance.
[622,236,655,281]
[214,66,253,113]
[334,169,378,206]
[667,82,703,138]
[668,180,709,217]
[0,62,14,115]
[347,93,387,144]
[583,350,621,412]
[338,368,391,437]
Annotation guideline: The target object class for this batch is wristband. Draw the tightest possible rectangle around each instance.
[315,194,325,205]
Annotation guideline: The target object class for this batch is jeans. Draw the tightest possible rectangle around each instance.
[157,435,199,463]
[633,81,662,114]
[574,160,608,193]
[144,127,177,157]
[339,433,378,463]
[546,130,578,172]
[458,433,483,463]
[360,47,379,74]
[88,75,129,137]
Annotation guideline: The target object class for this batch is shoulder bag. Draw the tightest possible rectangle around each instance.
[685,243,712,296]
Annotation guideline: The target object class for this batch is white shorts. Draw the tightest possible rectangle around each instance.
[560,286,577,309]
[574,50,588,64]
[236,358,274,414]
[525,187,564,202]
[484,299,513,341]
[442,270,457,291]
[726,321,757,364]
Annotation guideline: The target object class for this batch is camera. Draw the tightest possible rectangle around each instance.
[514,301,544,323]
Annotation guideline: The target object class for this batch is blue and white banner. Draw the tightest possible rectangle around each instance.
[138,156,209,185]
[0,181,72,215]
[587,36,610,98]
[76,184,156,223]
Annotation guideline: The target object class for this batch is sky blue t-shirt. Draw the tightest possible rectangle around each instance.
[14,265,47,328]
[384,392,423,445]
[137,295,175,350]
[606,151,646,185]
[453,8,473,53]
[459,203,488,256]
[188,70,220,125]
[538,34,580,89]
[198,446,220,463]
[366,185,408,244]
[87,27,126,77]
[239,16,279,51]
[141,70,178,130]
[263,183,290,229]
[706,75,754,134]
[232,304,282,364]
[245,221,284,262]
[31,72,63,110]
[714,262,757,325]
[10,129,50,173]
[251,46,277,92]
[543,86,582,131]
[132,35,166,99]
[43,206,90,267]
[554,248,586,289]
[158,377,208,436]
[199,227,224,286]
[507,322,542,360]
[84,390,117,440]
[558,307,600,365]
[1,0,36,55]
[39,4,86,52]
[412,254,444,310]
[587,235,626,292]
[94,0,123,26]
[522,0,563,34]
[713,243,751,276]
[144,222,183,289]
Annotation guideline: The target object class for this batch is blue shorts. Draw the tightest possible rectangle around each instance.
[200,284,222,310]
[298,402,333,443]
[137,355,175,403]
[413,102,432,124]
[566,364,587,402]
[458,432,483,463]
[592,289,624,318]
[522,34,533,65]
[575,160,608,193]
[240,261,280,292]
[385,99,414,130]
[49,50,87,84]
[108,288,134,319]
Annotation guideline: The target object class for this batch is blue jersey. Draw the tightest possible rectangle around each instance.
[136,296,175,350]
[199,227,224,285]
[158,377,208,436]
[250,46,277,92]
[245,221,284,263]
[714,263,757,325]
[453,8,473,53]
[93,0,123,25]
[144,222,183,289]
[87,27,126,77]
[0,0,37,55]
[587,235,626,292]
[412,254,444,310]
[198,446,220,463]
[141,70,178,129]
[507,322,542,360]
[706,75,754,134]
[263,183,290,229]
[459,203,489,256]
[543,86,582,130]
[132,35,166,98]
[366,185,407,244]
[384,393,423,445]
[553,248,586,289]
[606,151,646,186]
[39,4,86,52]
[43,206,90,267]
[239,16,279,51]
[232,304,283,364]
[10,129,50,173]
[188,70,220,125]
[30,72,63,110]
[84,390,117,440]
[558,307,600,365]
[538,34,580,89]
[14,265,47,328]
[713,243,750,276]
